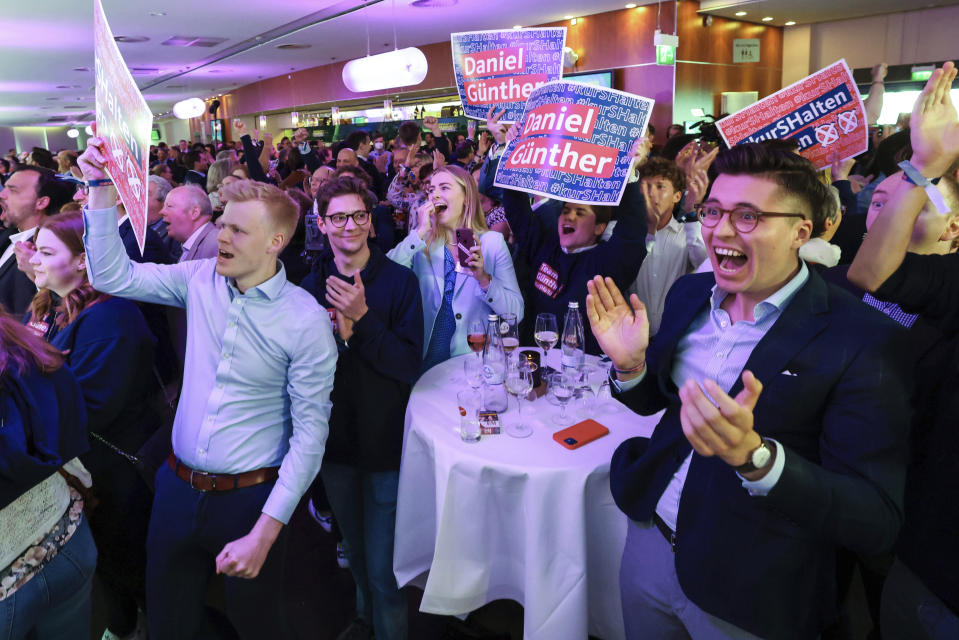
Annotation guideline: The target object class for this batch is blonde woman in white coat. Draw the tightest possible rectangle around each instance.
[388,165,523,371]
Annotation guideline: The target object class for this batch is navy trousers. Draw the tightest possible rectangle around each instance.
[145,463,291,640]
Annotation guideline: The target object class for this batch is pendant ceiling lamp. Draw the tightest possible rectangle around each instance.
[342,0,428,93]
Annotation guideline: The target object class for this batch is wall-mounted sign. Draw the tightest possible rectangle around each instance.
[733,39,760,63]
[656,45,676,66]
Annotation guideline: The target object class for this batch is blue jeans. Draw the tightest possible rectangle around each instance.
[145,463,291,640]
[0,516,97,640]
[322,464,407,640]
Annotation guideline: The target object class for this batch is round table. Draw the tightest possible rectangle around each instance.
[393,351,661,640]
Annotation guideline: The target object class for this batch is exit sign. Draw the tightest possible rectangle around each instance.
[656,45,675,66]
[911,65,935,82]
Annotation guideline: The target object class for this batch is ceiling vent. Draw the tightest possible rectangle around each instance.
[62,105,88,110]
[277,43,312,50]
[115,35,150,43]
[162,35,227,48]
[47,116,69,122]
[129,67,160,76]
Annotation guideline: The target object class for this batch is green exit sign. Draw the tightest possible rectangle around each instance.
[911,68,934,82]
[656,45,675,66]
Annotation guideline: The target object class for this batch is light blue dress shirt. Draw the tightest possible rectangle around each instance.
[83,205,337,524]
[618,262,809,530]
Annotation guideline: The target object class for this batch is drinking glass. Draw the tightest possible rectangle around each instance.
[467,320,486,356]
[463,356,484,391]
[457,389,482,442]
[504,360,534,438]
[548,371,576,425]
[499,313,519,359]
[534,313,558,358]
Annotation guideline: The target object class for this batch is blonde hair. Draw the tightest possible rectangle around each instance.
[206,158,233,194]
[426,165,488,254]
[219,179,299,248]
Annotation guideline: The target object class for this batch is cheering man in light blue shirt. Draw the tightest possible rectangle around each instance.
[586,143,911,640]
[78,137,337,640]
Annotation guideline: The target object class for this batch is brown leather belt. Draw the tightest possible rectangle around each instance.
[167,454,279,492]
[653,512,677,552]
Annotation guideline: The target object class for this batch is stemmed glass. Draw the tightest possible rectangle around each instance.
[467,320,486,357]
[500,313,519,362]
[463,356,484,392]
[549,371,576,425]
[504,360,535,438]
[534,313,558,360]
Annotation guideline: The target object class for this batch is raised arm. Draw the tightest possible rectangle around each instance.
[79,138,202,307]
[864,63,887,126]
[849,62,959,291]
[235,120,270,183]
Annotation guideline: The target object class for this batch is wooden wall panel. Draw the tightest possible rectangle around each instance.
[674,0,783,126]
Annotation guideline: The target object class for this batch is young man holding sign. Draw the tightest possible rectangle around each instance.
[587,142,911,639]
[77,137,336,640]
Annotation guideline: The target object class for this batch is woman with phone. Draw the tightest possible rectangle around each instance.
[388,165,523,372]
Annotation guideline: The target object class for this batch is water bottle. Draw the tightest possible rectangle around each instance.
[482,314,508,412]
[561,302,585,373]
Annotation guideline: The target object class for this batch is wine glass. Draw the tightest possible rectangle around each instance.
[549,372,576,425]
[534,313,558,360]
[463,356,484,391]
[467,319,486,357]
[504,360,535,438]
[500,313,519,361]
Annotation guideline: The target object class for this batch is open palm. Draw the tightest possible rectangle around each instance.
[911,61,959,173]
[585,276,649,370]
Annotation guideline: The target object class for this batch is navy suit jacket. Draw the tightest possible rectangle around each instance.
[611,267,912,640]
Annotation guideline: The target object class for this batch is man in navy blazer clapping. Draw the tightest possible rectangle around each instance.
[586,142,911,640]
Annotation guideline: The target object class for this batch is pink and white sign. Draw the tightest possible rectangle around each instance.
[715,60,868,170]
[94,0,152,255]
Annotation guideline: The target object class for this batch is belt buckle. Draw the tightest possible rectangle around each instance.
[189,468,216,492]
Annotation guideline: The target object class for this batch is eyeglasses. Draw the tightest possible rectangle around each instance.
[324,210,371,227]
[694,203,806,233]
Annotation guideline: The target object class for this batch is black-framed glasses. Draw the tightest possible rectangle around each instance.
[694,203,806,233]
[324,210,371,227]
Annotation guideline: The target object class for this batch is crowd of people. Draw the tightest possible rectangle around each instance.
[1,55,957,640]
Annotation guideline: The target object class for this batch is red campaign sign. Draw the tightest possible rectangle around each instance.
[715,60,868,170]
[94,0,152,256]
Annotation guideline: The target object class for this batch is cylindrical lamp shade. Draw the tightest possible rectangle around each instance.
[342,47,428,93]
[67,128,80,139]
[173,98,206,120]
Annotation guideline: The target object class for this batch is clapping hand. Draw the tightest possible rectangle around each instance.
[293,127,309,146]
[233,119,247,136]
[678,372,764,470]
[467,120,477,140]
[326,271,368,342]
[14,240,36,281]
[432,148,446,169]
[374,153,390,174]
[827,149,856,182]
[910,61,959,177]
[584,276,648,379]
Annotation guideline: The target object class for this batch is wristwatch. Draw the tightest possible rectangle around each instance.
[735,437,773,474]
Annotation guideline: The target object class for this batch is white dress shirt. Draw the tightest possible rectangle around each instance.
[0,227,37,268]
[628,217,707,336]
[83,205,337,524]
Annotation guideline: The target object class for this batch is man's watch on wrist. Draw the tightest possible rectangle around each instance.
[735,437,773,474]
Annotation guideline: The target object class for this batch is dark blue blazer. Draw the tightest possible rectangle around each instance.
[0,365,88,510]
[611,267,912,640]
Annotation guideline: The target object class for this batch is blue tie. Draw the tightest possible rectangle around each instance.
[422,248,457,373]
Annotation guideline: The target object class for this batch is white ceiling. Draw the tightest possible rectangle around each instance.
[698,0,959,27]
[8,0,958,128]
[0,0,636,127]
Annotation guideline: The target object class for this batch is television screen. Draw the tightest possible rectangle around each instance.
[565,70,614,89]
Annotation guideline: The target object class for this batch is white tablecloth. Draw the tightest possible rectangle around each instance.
[393,351,660,640]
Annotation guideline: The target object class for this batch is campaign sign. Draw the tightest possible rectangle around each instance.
[493,81,654,206]
[715,60,867,170]
[94,0,152,255]
[451,28,566,124]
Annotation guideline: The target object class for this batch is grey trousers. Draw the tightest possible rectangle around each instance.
[619,519,763,640]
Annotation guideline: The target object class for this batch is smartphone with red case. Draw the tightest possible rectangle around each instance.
[553,419,610,450]
[455,228,475,268]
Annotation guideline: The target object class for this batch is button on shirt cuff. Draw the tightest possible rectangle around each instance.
[738,438,785,496]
